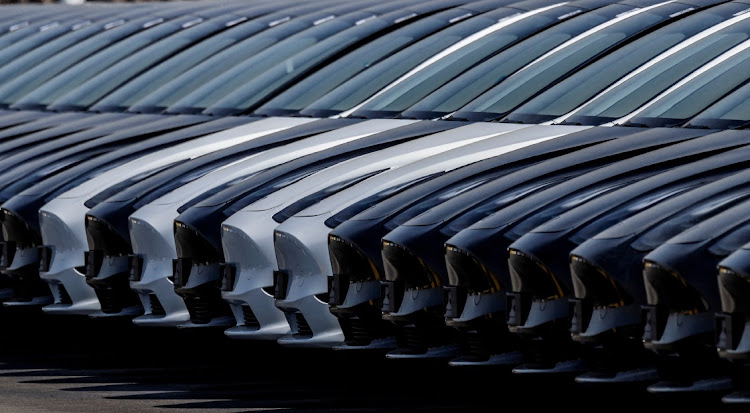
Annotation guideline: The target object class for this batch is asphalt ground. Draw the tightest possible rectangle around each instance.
[0,305,744,412]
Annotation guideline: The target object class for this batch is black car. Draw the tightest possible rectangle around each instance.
[498,142,750,381]
[376,126,720,361]
[498,131,750,373]
[638,197,750,393]
[326,126,643,354]
[566,164,750,386]
[0,113,215,305]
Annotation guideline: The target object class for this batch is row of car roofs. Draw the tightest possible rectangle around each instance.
[1,0,750,403]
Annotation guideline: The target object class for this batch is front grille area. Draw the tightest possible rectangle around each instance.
[241,304,260,328]
[570,255,630,308]
[88,277,140,314]
[396,324,429,354]
[148,294,166,316]
[340,316,374,346]
[295,312,313,337]
[459,331,493,361]
[57,284,72,305]
[7,269,49,303]
[394,313,462,354]
[445,245,497,294]
[184,294,231,324]
[336,303,395,347]
[184,296,214,324]
[95,288,123,314]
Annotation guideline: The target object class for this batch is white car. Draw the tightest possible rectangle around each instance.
[37,116,314,316]
[219,124,588,348]
[127,118,420,328]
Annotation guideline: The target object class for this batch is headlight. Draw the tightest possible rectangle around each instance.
[445,244,499,294]
[643,260,707,314]
[570,255,630,308]
[508,248,564,300]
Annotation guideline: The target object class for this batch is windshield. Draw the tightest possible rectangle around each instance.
[48,32,205,111]
[561,14,750,125]
[252,8,479,115]
[203,8,450,116]
[124,22,325,113]
[9,18,188,110]
[88,18,270,112]
[448,2,692,121]
[685,74,750,129]
[299,5,577,117]
[349,4,624,119]
[626,41,750,127]
[0,18,110,87]
[0,15,162,107]
[166,16,363,114]
[505,3,736,123]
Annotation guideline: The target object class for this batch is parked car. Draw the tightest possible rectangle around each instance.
[444,39,750,371]
[325,126,643,356]
[92,2,604,332]
[142,121,518,333]
[376,127,718,360]
[262,124,588,349]
[84,118,408,323]
[499,131,750,373]
[638,197,750,393]
[566,160,750,384]
[48,0,518,325]
[34,116,318,316]
[717,239,750,363]
[0,113,215,305]
[119,119,463,331]
[501,143,750,382]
